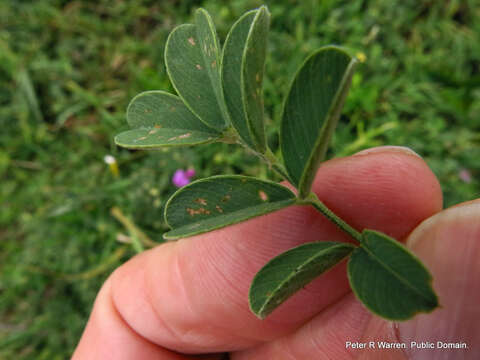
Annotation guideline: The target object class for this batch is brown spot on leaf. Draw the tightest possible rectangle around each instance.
[256,73,260,82]
[167,136,178,141]
[215,205,223,213]
[144,108,152,113]
[196,64,203,70]
[178,133,191,139]
[186,207,210,216]
[154,124,162,128]
[148,128,159,135]
[188,37,196,46]
[137,136,147,141]
[259,190,268,201]
[211,60,216,68]
[221,195,231,203]
[195,198,207,206]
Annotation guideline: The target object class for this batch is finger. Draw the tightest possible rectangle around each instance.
[76,147,442,356]
[398,199,480,358]
[232,285,408,360]
[231,293,375,360]
[71,277,212,360]
[232,293,407,360]
[111,146,442,352]
[237,199,480,360]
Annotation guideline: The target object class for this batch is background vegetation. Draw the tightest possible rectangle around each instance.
[1,0,479,358]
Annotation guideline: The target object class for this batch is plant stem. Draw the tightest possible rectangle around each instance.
[300,193,362,243]
[219,126,292,182]
[219,126,240,144]
[111,206,158,251]
[262,147,292,182]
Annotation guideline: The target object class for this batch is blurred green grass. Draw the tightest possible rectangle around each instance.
[0,0,479,358]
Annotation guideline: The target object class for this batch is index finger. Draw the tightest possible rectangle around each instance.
[74,147,442,357]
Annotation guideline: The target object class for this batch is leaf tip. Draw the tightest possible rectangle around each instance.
[195,7,208,16]
[248,298,266,320]
[257,4,270,15]
[113,134,121,145]
[162,232,177,241]
[255,311,267,320]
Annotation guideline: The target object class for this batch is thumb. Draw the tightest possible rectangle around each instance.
[398,200,480,358]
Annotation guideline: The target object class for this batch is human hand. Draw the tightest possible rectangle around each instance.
[72,146,479,359]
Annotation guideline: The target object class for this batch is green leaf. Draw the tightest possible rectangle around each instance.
[115,128,218,148]
[114,91,220,149]
[194,9,230,124]
[249,241,355,319]
[280,46,357,197]
[348,230,439,320]
[221,6,270,152]
[164,175,295,240]
[165,21,226,130]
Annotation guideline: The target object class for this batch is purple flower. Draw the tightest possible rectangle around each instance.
[172,168,196,188]
[459,168,472,184]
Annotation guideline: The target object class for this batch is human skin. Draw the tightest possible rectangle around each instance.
[72,146,480,359]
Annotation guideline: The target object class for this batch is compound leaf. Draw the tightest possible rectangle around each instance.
[164,175,295,240]
[115,91,220,149]
[165,22,226,130]
[222,6,270,152]
[348,230,439,320]
[249,241,355,319]
[280,46,357,197]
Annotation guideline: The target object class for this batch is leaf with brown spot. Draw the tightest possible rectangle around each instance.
[115,91,220,149]
[221,6,270,152]
[164,9,230,131]
[164,175,296,240]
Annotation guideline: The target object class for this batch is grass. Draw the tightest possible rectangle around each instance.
[1,0,479,358]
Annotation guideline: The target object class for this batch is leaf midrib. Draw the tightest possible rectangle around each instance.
[137,126,218,134]
[257,243,351,315]
[240,7,267,152]
[298,51,357,197]
[360,242,434,304]
[196,10,228,125]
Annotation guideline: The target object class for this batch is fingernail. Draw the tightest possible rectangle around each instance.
[353,146,421,158]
